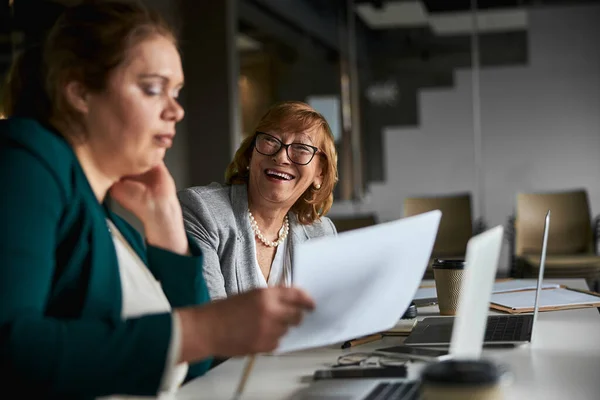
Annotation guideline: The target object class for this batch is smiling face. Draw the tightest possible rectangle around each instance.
[75,34,184,177]
[247,127,324,211]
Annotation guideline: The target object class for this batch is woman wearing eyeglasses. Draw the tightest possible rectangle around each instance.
[178,101,338,299]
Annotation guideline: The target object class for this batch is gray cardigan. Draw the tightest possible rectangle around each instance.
[178,183,337,299]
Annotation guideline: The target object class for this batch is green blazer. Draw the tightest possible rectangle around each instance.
[0,118,212,399]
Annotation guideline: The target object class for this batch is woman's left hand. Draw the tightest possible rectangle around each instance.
[110,162,189,255]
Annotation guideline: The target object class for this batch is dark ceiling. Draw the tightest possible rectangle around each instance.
[240,0,600,67]
[353,0,600,12]
[2,0,600,75]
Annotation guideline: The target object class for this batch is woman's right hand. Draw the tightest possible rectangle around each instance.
[176,287,315,362]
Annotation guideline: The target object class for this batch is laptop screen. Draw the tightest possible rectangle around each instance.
[449,225,504,359]
[530,210,550,344]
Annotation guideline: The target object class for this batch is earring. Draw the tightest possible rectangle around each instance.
[314,183,321,190]
[246,166,250,171]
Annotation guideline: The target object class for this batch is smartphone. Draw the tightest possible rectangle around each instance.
[313,366,407,380]
[375,345,451,361]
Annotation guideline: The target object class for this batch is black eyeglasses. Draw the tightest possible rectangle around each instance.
[254,132,319,165]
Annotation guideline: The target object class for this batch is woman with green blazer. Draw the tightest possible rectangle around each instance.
[0,2,314,399]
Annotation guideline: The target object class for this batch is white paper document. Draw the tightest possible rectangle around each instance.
[275,210,441,354]
[490,288,600,310]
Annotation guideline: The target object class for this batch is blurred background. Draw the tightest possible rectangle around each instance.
[1,0,600,278]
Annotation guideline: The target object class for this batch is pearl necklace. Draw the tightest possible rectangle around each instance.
[248,209,289,247]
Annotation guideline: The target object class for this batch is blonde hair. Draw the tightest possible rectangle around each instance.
[225,101,338,225]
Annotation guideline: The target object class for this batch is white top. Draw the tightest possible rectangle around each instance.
[253,236,292,287]
[98,220,186,400]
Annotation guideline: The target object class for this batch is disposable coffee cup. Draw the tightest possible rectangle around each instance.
[432,258,465,316]
[420,359,505,400]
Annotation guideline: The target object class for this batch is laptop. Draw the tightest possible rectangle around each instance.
[291,225,507,400]
[404,210,550,348]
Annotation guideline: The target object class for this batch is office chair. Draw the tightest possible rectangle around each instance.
[509,189,600,291]
[330,214,378,233]
[403,193,475,278]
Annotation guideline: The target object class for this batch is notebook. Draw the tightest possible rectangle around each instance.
[381,319,418,336]
[490,287,600,314]
[491,279,560,293]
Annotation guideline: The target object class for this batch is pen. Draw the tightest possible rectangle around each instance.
[341,333,383,349]
[232,355,256,400]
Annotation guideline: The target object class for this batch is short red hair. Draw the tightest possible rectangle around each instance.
[225,101,338,225]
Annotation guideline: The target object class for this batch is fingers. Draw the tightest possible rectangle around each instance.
[118,163,171,187]
[277,287,315,311]
[118,172,158,187]
[285,307,304,327]
[208,289,313,356]
[269,302,304,327]
[109,180,146,205]
[240,287,314,333]
[269,288,312,328]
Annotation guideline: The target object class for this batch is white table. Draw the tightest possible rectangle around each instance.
[176,279,600,400]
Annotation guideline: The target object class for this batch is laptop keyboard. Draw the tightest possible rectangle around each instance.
[363,382,420,400]
[485,315,527,341]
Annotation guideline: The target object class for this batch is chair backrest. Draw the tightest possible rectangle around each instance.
[403,193,473,258]
[515,189,593,256]
[331,214,377,233]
